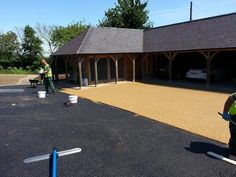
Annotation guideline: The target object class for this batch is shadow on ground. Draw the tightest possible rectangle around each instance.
[185,141,230,157]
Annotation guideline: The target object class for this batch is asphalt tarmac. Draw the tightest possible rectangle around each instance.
[0,85,236,177]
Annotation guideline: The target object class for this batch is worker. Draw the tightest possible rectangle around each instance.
[40,59,56,95]
[222,93,236,155]
[38,67,44,84]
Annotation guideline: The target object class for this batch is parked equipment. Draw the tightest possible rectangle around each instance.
[29,79,39,88]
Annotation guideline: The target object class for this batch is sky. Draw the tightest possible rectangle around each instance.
[1,0,236,33]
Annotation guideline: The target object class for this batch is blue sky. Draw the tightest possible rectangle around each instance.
[1,0,236,33]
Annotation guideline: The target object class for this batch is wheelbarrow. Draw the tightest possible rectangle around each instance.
[29,79,39,88]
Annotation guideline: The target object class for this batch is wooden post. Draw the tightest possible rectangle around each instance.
[65,57,69,82]
[115,58,119,83]
[127,54,138,82]
[78,57,84,88]
[200,51,218,87]
[53,56,59,81]
[110,55,120,84]
[94,58,99,87]
[132,59,135,82]
[88,58,91,84]
[164,52,177,83]
[141,54,148,80]
[107,58,111,80]
[169,59,173,82]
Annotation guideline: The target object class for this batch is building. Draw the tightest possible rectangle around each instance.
[51,12,236,88]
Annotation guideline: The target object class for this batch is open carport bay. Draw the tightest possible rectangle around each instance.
[1,85,236,177]
[151,51,236,88]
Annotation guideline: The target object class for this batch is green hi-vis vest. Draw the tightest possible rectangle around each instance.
[44,64,52,78]
[229,102,236,115]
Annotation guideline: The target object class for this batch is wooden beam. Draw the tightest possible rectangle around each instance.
[65,57,69,82]
[94,58,100,87]
[127,54,138,61]
[132,59,135,82]
[141,54,149,80]
[127,54,138,82]
[200,51,219,86]
[107,58,111,80]
[78,57,85,88]
[110,55,121,84]
[115,58,118,83]
[87,58,91,84]
[168,59,173,83]
[164,52,178,83]
[53,56,59,81]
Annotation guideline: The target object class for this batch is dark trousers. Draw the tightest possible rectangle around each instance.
[44,77,55,94]
[229,115,236,149]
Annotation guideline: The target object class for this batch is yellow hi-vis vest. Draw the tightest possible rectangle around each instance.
[44,64,52,78]
[229,102,236,116]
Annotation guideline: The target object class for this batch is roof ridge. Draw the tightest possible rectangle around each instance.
[146,11,236,31]
[76,28,90,54]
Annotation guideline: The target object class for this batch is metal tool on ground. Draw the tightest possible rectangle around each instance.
[24,147,81,177]
[218,112,236,126]
[64,101,74,107]
[207,151,236,166]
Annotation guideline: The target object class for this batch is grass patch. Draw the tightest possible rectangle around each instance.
[0,68,35,74]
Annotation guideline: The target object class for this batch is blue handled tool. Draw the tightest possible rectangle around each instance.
[52,148,57,177]
[24,147,81,177]
[218,112,236,126]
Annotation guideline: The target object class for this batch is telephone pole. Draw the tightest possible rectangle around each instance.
[190,1,193,21]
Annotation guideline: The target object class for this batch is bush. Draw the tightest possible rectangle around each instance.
[0,67,35,74]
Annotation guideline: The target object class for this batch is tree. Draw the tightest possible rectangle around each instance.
[0,31,20,68]
[99,0,153,29]
[99,7,124,28]
[21,25,43,69]
[51,22,89,50]
[35,23,57,55]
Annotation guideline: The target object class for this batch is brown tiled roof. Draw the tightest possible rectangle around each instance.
[144,12,236,52]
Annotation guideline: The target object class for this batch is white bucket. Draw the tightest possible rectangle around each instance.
[69,95,78,104]
[38,91,46,98]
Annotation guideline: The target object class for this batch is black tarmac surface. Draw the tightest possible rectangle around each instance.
[1,85,236,177]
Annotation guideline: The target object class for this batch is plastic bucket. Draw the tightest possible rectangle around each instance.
[38,91,46,98]
[69,95,78,104]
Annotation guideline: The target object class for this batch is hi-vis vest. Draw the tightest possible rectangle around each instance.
[44,64,52,78]
[229,102,236,116]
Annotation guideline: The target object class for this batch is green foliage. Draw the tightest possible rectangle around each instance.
[0,67,34,74]
[21,25,43,70]
[0,31,20,68]
[99,7,124,27]
[51,22,89,49]
[99,0,153,29]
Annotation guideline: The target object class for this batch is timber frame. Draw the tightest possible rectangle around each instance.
[51,12,236,88]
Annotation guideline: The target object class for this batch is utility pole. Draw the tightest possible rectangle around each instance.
[190,1,193,21]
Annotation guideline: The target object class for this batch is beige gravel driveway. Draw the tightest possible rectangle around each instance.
[0,74,38,86]
[61,82,231,144]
